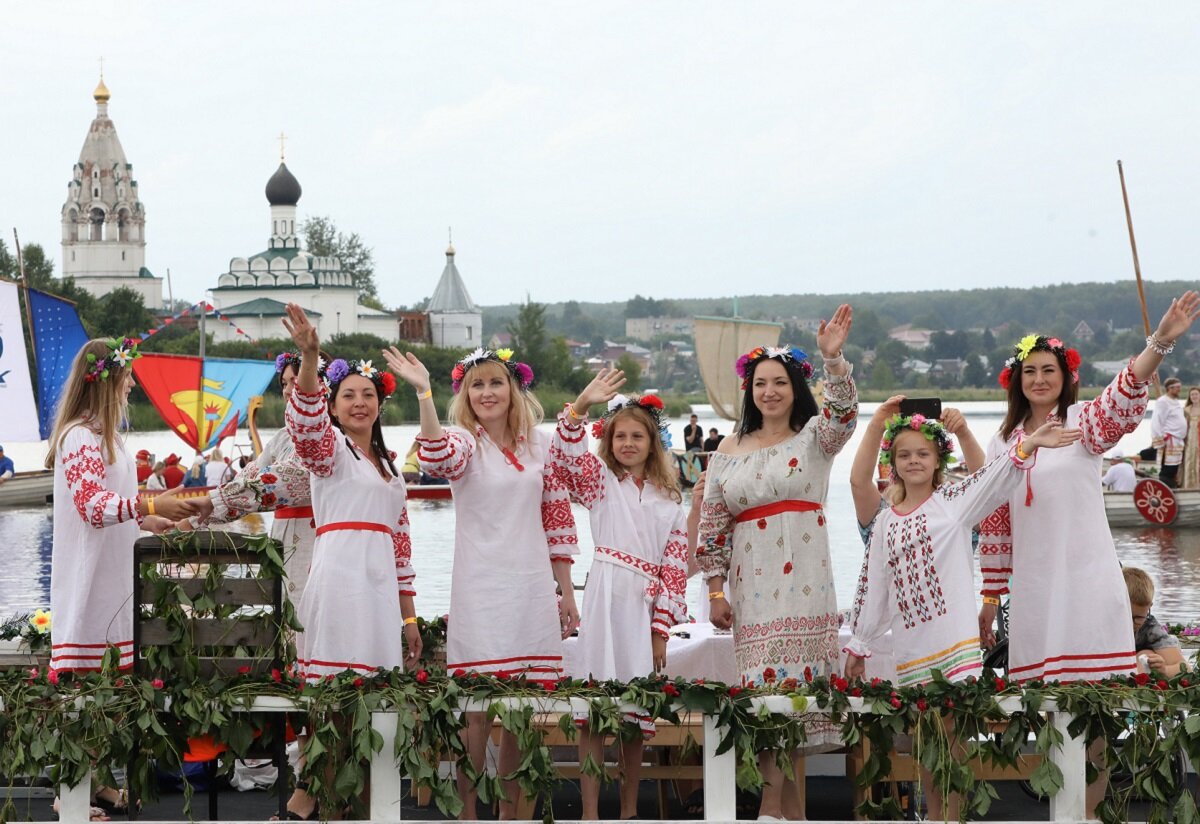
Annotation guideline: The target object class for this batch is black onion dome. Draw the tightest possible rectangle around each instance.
[265,162,302,206]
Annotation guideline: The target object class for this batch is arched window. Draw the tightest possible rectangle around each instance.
[117,209,131,242]
[89,208,105,241]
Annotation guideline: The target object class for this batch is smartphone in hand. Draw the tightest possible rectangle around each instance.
[899,397,942,420]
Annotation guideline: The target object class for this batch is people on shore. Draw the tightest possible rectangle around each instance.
[550,370,692,820]
[1124,567,1188,678]
[697,305,857,822]
[1151,377,1186,488]
[44,337,195,821]
[1183,386,1200,489]
[386,344,579,820]
[683,413,703,452]
[702,427,724,454]
[977,291,1200,818]
[846,402,1075,820]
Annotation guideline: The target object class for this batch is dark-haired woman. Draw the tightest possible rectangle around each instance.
[977,292,1200,818]
[282,304,421,682]
[697,304,856,822]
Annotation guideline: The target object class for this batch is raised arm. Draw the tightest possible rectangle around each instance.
[382,347,444,441]
[940,407,986,472]
[549,408,606,508]
[850,396,902,526]
[815,304,859,456]
[1130,291,1200,383]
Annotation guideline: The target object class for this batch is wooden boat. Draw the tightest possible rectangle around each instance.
[0,470,54,508]
[1104,485,1200,529]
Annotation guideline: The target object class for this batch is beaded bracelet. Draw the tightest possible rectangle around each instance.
[1146,334,1175,355]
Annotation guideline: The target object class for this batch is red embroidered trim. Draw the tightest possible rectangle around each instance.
[450,654,563,668]
[275,505,314,519]
[52,640,134,649]
[315,521,394,537]
[1008,649,1135,676]
[595,545,661,577]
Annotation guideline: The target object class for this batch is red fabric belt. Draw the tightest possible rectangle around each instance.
[735,499,822,523]
[315,521,393,537]
[275,505,314,520]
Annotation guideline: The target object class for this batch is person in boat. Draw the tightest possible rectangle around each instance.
[696,304,856,823]
[45,337,195,820]
[145,461,167,491]
[977,291,1200,818]
[204,448,234,487]
[183,455,206,488]
[1124,567,1189,678]
[1151,377,1186,488]
[162,453,185,488]
[1101,449,1137,493]
[282,304,421,816]
[0,444,13,484]
[385,343,579,820]
[1182,386,1200,489]
[702,426,724,453]
[550,370,692,820]
[845,407,1075,820]
[134,448,152,484]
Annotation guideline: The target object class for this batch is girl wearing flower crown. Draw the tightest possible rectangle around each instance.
[44,338,196,819]
[696,304,856,821]
[549,368,697,820]
[977,292,1200,816]
[281,305,420,682]
[844,402,1075,819]
[384,343,579,820]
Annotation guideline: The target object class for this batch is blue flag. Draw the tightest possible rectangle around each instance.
[29,288,91,439]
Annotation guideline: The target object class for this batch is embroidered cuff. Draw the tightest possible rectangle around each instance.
[842,637,873,659]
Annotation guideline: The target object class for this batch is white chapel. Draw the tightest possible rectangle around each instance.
[60,77,163,308]
[207,159,397,343]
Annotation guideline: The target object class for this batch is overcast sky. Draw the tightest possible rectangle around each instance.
[4,3,1199,310]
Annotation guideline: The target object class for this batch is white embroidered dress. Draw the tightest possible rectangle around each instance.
[417,426,578,684]
[192,427,316,599]
[697,367,857,750]
[50,423,141,672]
[846,450,1033,687]
[979,361,1148,682]
[549,410,690,681]
[286,388,415,680]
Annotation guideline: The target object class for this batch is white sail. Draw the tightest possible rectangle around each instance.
[0,280,42,442]
[692,315,783,421]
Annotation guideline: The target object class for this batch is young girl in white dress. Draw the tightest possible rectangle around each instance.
[549,369,692,820]
[844,404,1075,820]
[46,337,193,817]
[386,344,579,821]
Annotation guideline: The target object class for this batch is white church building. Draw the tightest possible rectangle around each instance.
[207,160,397,343]
[60,77,163,308]
[427,242,482,348]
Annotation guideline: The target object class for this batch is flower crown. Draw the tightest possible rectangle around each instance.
[735,345,814,389]
[84,337,141,382]
[878,414,958,473]
[325,358,396,401]
[450,347,534,394]
[274,351,328,379]
[997,334,1082,389]
[590,394,672,448]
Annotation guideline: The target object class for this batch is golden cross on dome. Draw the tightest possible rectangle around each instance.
[99,56,104,79]
[278,132,287,161]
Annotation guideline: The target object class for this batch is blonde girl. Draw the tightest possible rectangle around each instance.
[550,369,694,820]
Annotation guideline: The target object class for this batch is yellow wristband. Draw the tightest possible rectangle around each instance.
[416,389,432,400]
[567,404,583,420]
[403,616,418,625]
[1016,441,1030,461]
[982,596,1001,606]
[708,591,726,601]
[146,496,156,517]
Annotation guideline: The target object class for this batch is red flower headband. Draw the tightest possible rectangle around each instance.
[997,334,1082,389]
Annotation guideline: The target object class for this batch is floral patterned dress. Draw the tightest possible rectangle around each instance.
[286,388,415,680]
[1183,403,1200,490]
[979,361,1147,682]
[50,423,141,672]
[416,426,578,685]
[190,427,316,599]
[698,368,857,751]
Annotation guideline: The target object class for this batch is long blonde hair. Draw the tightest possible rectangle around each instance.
[597,406,682,503]
[44,339,133,469]
[447,360,543,444]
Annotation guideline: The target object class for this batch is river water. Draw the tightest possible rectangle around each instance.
[3,403,1199,623]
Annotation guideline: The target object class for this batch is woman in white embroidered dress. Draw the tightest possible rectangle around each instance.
[977,291,1200,817]
[46,337,193,819]
[845,409,1075,820]
[385,344,579,821]
[282,305,420,685]
[550,370,691,820]
[697,304,856,822]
